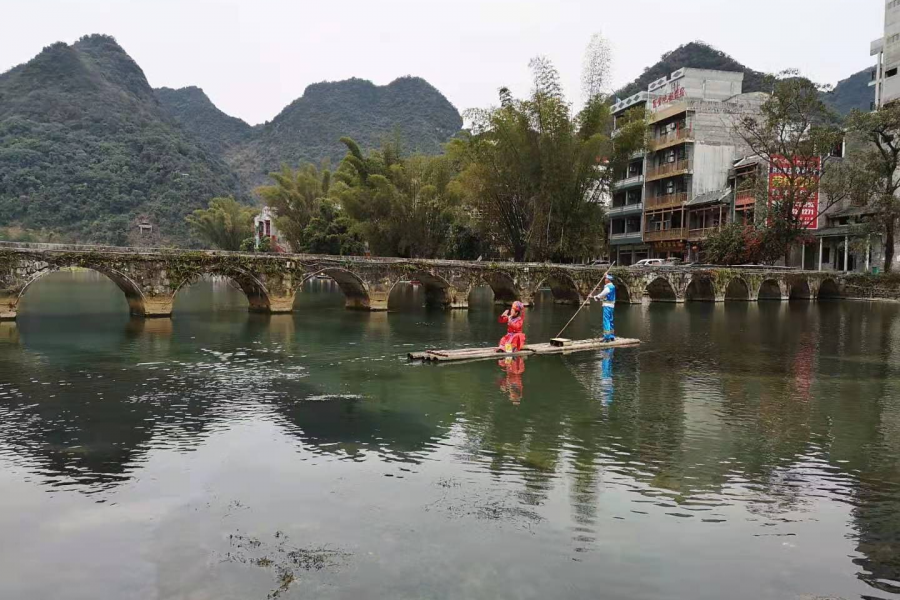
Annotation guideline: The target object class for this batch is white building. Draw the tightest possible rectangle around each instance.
[253,206,286,251]
[871,0,900,108]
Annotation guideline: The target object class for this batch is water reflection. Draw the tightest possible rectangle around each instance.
[1,272,899,599]
[496,356,525,405]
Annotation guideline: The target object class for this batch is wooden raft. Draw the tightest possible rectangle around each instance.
[408,337,640,363]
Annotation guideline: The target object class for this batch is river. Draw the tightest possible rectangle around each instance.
[1,270,899,600]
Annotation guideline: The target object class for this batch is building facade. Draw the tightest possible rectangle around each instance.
[254,206,288,252]
[871,0,900,108]
[609,68,765,263]
[609,92,649,265]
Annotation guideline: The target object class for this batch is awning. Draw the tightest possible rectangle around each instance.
[732,155,763,169]
[685,189,731,207]
[814,226,853,238]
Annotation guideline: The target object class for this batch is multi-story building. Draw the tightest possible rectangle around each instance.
[609,68,765,263]
[871,0,900,108]
[609,92,649,265]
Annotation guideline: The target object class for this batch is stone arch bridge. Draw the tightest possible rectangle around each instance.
[0,243,851,320]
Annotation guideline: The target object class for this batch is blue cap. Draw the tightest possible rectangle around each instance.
[606,274,614,281]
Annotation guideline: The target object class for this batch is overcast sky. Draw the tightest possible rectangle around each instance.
[0,0,885,125]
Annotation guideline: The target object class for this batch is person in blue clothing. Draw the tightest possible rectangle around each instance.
[591,274,616,342]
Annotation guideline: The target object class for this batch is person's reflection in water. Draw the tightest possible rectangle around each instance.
[599,349,614,405]
[497,356,525,405]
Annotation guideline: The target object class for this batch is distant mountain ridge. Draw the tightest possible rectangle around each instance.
[0,35,243,245]
[614,41,872,115]
[157,76,464,187]
[154,86,253,157]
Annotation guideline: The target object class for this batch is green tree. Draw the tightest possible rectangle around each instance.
[256,163,332,250]
[185,197,256,251]
[453,56,645,262]
[825,104,900,272]
[300,200,366,255]
[703,223,774,265]
[334,137,461,258]
[733,71,845,262]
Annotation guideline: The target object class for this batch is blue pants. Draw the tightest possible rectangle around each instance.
[602,306,615,341]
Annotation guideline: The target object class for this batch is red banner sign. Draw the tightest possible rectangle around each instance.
[768,155,820,230]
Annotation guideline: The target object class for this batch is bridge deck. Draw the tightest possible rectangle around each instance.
[408,338,640,363]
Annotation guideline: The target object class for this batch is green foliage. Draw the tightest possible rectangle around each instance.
[257,163,332,250]
[703,224,775,265]
[300,200,366,256]
[824,103,900,271]
[155,86,253,156]
[454,57,644,262]
[0,35,245,245]
[735,72,844,261]
[822,69,875,116]
[186,197,256,251]
[335,137,462,258]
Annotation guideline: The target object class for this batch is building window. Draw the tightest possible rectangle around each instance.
[888,67,898,78]
[822,247,831,264]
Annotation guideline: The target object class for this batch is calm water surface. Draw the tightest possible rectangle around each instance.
[1,270,899,600]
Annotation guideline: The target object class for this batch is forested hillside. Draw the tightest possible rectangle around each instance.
[223,77,463,187]
[155,86,253,156]
[0,35,243,244]
[822,68,874,115]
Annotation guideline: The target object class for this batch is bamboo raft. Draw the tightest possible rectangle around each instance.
[408,337,640,363]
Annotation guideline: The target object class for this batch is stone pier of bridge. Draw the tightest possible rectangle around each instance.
[0,243,851,321]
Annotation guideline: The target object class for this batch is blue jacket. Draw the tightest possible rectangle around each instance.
[596,283,616,306]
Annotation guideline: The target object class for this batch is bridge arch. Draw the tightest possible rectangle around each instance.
[646,276,678,302]
[685,276,716,302]
[533,271,581,305]
[481,270,523,304]
[789,278,812,300]
[757,279,784,301]
[818,278,841,300]
[175,267,272,313]
[615,280,632,304]
[724,277,751,301]
[15,265,148,316]
[299,268,372,310]
[388,269,464,309]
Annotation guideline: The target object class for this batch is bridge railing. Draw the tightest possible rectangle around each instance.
[0,241,816,274]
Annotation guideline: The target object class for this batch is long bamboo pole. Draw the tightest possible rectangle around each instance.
[554,262,616,340]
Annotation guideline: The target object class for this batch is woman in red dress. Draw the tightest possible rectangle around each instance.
[497,301,526,352]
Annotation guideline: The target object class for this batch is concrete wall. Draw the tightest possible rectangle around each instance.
[692,145,738,197]
[881,0,900,105]
[680,68,744,102]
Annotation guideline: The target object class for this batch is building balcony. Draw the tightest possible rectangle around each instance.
[645,159,692,182]
[648,128,693,151]
[609,231,643,245]
[644,193,687,210]
[607,202,643,216]
[648,102,689,124]
[612,174,644,189]
[644,228,687,242]
[688,227,722,241]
